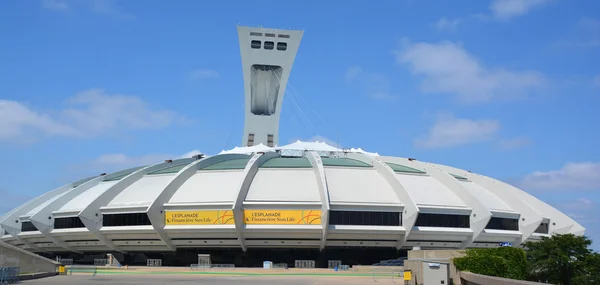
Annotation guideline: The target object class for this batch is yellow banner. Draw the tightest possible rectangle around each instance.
[165,210,234,225]
[243,209,321,225]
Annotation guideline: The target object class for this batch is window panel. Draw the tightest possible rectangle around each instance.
[329,211,401,226]
[415,213,470,228]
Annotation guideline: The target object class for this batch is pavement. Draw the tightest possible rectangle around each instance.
[21,274,401,284]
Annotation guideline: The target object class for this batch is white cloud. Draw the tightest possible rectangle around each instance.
[189,69,220,80]
[91,0,134,20]
[394,40,545,103]
[497,137,532,150]
[415,114,500,148]
[521,162,600,191]
[345,66,363,81]
[95,149,204,169]
[489,0,550,20]
[593,74,600,86]
[0,89,180,143]
[578,17,600,30]
[178,150,204,159]
[345,66,396,100]
[432,17,461,31]
[560,198,593,211]
[41,0,68,11]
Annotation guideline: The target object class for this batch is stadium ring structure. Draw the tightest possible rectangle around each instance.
[0,26,585,267]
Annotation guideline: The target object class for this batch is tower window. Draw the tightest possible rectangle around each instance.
[251,40,261,49]
[267,134,274,147]
[264,41,274,50]
[265,33,276,37]
[247,133,255,146]
[250,32,262,36]
[278,34,290,38]
[277,42,287,51]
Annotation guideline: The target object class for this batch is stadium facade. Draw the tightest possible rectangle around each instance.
[0,26,584,267]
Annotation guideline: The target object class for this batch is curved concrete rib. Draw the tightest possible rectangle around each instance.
[29,175,108,253]
[147,154,251,251]
[0,178,87,243]
[79,161,193,253]
[232,152,280,251]
[415,162,492,249]
[305,152,331,250]
[463,173,543,245]
[346,153,420,249]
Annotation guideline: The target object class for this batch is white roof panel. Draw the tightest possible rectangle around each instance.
[59,181,119,212]
[107,175,174,208]
[395,174,466,208]
[459,181,515,213]
[325,168,401,205]
[246,169,320,202]
[169,171,246,204]
[26,190,72,216]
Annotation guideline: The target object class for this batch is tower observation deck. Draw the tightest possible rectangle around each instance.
[237,26,304,147]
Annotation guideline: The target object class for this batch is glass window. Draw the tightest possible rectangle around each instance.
[264,41,274,50]
[329,211,401,226]
[251,40,261,49]
[534,222,549,234]
[414,213,470,228]
[102,213,151,227]
[277,42,287,51]
[54,217,86,229]
[21,221,38,232]
[485,217,519,231]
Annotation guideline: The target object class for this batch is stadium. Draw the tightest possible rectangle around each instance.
[0,26,585,268]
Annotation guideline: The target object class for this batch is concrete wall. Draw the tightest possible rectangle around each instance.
[404,250,465,285]
[460,271,553,285]
[0,241,59,273]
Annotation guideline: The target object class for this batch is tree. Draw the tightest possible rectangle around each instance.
[453,247,528,280]
[524,234,598,285]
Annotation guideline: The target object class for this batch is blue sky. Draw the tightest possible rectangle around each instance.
[0,0,599,249]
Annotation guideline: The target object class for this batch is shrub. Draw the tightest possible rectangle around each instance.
[453,247,527,280]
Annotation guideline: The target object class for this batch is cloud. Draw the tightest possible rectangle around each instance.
[520,162,600,191]
[178,150,204,158]
[91,0,134,20]
[489,0,550,20]
[594,75,600,87]
[578,17,600,30]
[0,189,32,217]
[415,113,500,148]
[432,17,461,31]
[560,198,593,211]
[94,149,204,169]
[0,89,180,143]
[345,66,363,81]
[189,69,220,80]
[497,136,532,150]
[554,17,600,48]
[394,39,546,103]
[41,0,68,11]
[344,66,397,100]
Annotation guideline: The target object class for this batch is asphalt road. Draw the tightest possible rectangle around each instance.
[22,275,397,284]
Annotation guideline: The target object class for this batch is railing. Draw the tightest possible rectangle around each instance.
[57,258,73,265]
[273,263,288,269]
[67,266,97,276]
[147,259,162,267]
[294,260,315,268]
[93,259,108,266]
[190,264,234,270]
[0,267,20,284]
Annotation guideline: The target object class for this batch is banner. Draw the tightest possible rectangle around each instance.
[243,209,321,225]
[165,210,234,225]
